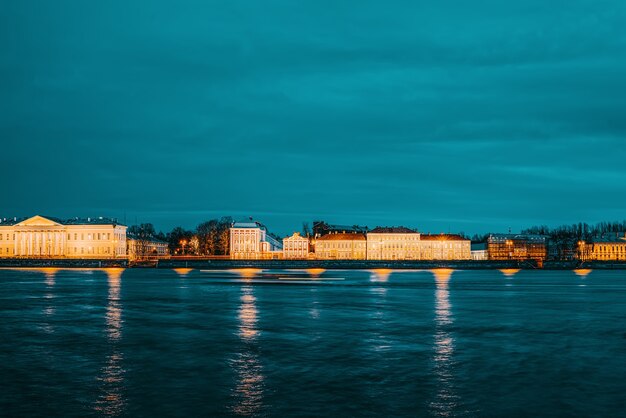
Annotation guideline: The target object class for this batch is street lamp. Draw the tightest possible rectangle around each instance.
[180,239,187,255]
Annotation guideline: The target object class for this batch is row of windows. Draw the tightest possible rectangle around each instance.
[318,243,366,249]
[1,232,125,241]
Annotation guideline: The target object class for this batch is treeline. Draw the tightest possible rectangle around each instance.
[128,217,234,256]
[522,220,626,241]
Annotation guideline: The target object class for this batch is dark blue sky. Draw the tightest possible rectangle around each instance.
[2,1,626,236]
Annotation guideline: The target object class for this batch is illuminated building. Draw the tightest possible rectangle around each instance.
[312,221,368,238]
[282,232,310,259]
[487,234,547,261]
[471,243,488,260]
[587,233,626,261]
[420,234,471,260]
[127,234,169,261]
[314,232,366,260]
[0,215,127,258]
[366,226,421,260]
[229,219,282,259]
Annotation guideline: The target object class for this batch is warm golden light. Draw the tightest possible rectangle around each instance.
[574,269,592,278]
[370,268,392,282]
[35,267,61,286]
[231,285,264,415]
[306,268,326,278]
[104,268,124,282]
[431,266,457,415]
[231,268,262,279]
[238,289,259,341]
[173,268,193,277]
[105,269,123,342]
[499,269,521,277]
[431,268,454,282]
[95,268,126,416]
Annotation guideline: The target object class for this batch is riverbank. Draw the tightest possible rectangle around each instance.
[2,258,626,270]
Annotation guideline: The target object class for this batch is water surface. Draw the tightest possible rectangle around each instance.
[1,268,625,417]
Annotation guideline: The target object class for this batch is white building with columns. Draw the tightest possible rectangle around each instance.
[282,232,310,259]
[229,218,282,259]
[0,215,127,258]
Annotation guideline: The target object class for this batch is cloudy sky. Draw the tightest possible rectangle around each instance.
[2,0,626,235]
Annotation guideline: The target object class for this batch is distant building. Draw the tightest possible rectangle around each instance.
[282,232,310,259]
[313,221,368,238]
[314,232,367,260]
[366,226,421,260]
[229,219,283,259]
[471,243,488,260]
[127,234,169,261]
[0,215,127,258]
[487,234,547,261]
[587,232,626,261]
[420,234,471,260]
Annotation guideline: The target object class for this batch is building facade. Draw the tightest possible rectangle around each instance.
[282,232,310,259]
[587,233,626,261]
[471,243,488,260]
[366,227,421,260]
[314,233,367,260]
[420,234,471,260]
[0,215,127,258]
[487,234,547,261]
[127,235,169,261]
[229,219,283,259]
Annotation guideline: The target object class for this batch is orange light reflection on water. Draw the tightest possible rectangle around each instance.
[370,268,392,282]
[500,269,521,277]
[231,269,262,279]
[231,286,264,416]
[306,268,326,278]
[95,268,126,416]
[173,268,193,277]
[430,269,458,415]
[574,269,592,278]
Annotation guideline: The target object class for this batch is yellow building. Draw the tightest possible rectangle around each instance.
[419,234,471,260]
[0,215,127,258]
[314,233,367,260]
[367,227,421,260]
[588,233,626,261]
[282,232,310,259]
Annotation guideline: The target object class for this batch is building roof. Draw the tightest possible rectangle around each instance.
[232,218,267,230]
[471,243,487,251]
[0,215,124,226]
[488,233,546,242]
[63,216,124,226]
[591,232,626,243]
[316,233,367,241]
[0,217,27,226]
[420,233,468,241]
[369,226,418,234]
[127,233,168,244]
[284,232,308,240]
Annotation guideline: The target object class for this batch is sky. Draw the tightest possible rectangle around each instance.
[2,0,626,236]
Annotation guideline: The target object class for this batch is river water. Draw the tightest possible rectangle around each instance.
[1,268,625,417]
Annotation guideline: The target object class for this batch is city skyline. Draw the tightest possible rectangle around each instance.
[3,1,626,236]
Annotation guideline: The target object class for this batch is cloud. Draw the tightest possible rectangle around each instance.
[1,0,626,235]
